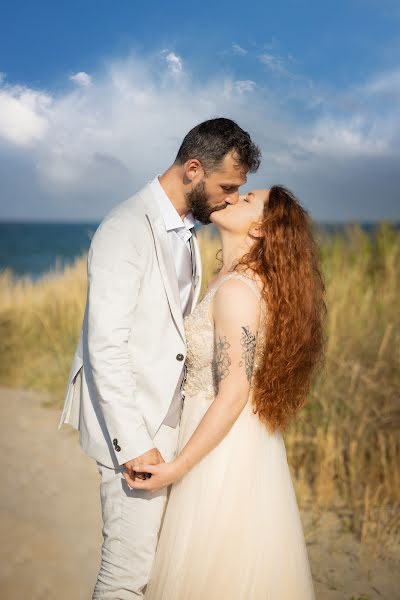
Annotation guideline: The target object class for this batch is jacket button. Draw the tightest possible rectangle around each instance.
[176,353,184,361]
[115,445,121,452]
[113,438,118,448]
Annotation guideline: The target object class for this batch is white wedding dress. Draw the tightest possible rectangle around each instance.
[144,272,315,599]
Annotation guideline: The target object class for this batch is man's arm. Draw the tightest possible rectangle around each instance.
[87,215,157,466]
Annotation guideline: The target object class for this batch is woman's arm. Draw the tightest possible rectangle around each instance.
[129,278,260,492]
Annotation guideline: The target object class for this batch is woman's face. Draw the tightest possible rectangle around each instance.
[210,188,269,235]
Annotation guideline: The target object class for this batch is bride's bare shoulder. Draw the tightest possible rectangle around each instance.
[234,267,264,293]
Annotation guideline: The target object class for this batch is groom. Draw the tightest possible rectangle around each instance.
[59,117,261,598]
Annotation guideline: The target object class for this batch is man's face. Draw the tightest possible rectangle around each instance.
[186,152,247,224]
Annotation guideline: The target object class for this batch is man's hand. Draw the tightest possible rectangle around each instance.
[128,461,183,493]
[123,448,164,488]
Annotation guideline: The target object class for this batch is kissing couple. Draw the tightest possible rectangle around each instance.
[59,118,325,599]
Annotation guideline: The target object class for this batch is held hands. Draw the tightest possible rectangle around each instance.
[123,447,164,488]
[128,460,185,492]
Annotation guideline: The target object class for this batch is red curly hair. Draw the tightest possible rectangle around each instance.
[235,185,326,432]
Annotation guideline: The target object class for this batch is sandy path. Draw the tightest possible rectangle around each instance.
[0,388,101,599]
[0,387,398,600]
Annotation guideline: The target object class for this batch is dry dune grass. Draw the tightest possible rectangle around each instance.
[0,258,87,396]
[0,224,399,553]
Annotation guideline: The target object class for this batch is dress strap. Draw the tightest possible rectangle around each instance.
[227,272,262,300]
[204,271,262,303]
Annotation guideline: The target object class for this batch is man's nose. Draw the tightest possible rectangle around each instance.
[226,192,240,205]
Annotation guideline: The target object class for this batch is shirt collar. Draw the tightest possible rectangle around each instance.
[150,176,196,232]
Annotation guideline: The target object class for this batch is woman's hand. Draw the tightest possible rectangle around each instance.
[124,460,183,493]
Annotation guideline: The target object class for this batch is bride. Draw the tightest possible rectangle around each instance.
[130,185,325,599]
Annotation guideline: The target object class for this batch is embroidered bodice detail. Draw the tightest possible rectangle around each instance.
[183,272,266,402]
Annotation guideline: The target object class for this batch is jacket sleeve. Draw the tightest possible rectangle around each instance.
[87,215,154,465]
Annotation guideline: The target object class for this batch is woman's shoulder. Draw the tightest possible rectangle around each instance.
[204,268,264,307]
[212,272,262,316]
[228,269,263,298]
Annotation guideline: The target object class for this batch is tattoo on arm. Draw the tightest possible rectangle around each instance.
[239,326,257,383]
[213,335,231,390]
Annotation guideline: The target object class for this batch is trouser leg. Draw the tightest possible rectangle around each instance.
[92,424,179,599]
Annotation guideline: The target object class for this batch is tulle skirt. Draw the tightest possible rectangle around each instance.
[144,393,315,600]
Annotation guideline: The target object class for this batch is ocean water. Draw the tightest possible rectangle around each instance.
[0,222,99,278]
[0,221,398,279]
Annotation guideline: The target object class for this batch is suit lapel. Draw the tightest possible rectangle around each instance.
[140,185,185,341]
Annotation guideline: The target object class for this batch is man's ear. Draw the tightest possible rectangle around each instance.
[184,159,204,182]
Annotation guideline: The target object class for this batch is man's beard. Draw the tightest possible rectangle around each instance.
[186,180,227,225]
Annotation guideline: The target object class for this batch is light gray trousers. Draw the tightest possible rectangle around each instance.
[92,423,180,599]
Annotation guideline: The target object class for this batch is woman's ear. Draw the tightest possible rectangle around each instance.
[249,222,264,238]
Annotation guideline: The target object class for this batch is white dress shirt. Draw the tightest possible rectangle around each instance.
[150,176,196,316]
[150,176,196,427]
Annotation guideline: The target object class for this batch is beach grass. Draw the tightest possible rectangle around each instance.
[0,223,399,550]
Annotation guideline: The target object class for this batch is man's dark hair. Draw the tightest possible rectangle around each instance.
[175,118,261,174]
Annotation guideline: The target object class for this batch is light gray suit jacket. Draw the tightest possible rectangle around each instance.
[59,183,202,468]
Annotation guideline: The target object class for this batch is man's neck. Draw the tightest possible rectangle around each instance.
[158,167,189,219]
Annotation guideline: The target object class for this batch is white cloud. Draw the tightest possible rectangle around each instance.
[362,67,400,96]
[0,54,262,198]
[235,80,256,94]
[300,67,400,160]
[69,71,92,87]
[303,115,388,157]
[259,52,288,75]
[232,44,247,56]
[0,53,399,221]
[0,81,51,146]
[162,51,184,77]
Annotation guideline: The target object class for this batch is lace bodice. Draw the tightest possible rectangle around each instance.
[183,272,266,401]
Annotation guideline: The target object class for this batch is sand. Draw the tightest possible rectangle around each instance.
[0,387,398,600]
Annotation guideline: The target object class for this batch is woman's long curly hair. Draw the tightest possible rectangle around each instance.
[235,185,326,432]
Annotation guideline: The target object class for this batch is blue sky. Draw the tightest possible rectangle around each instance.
[0,0,399,221]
